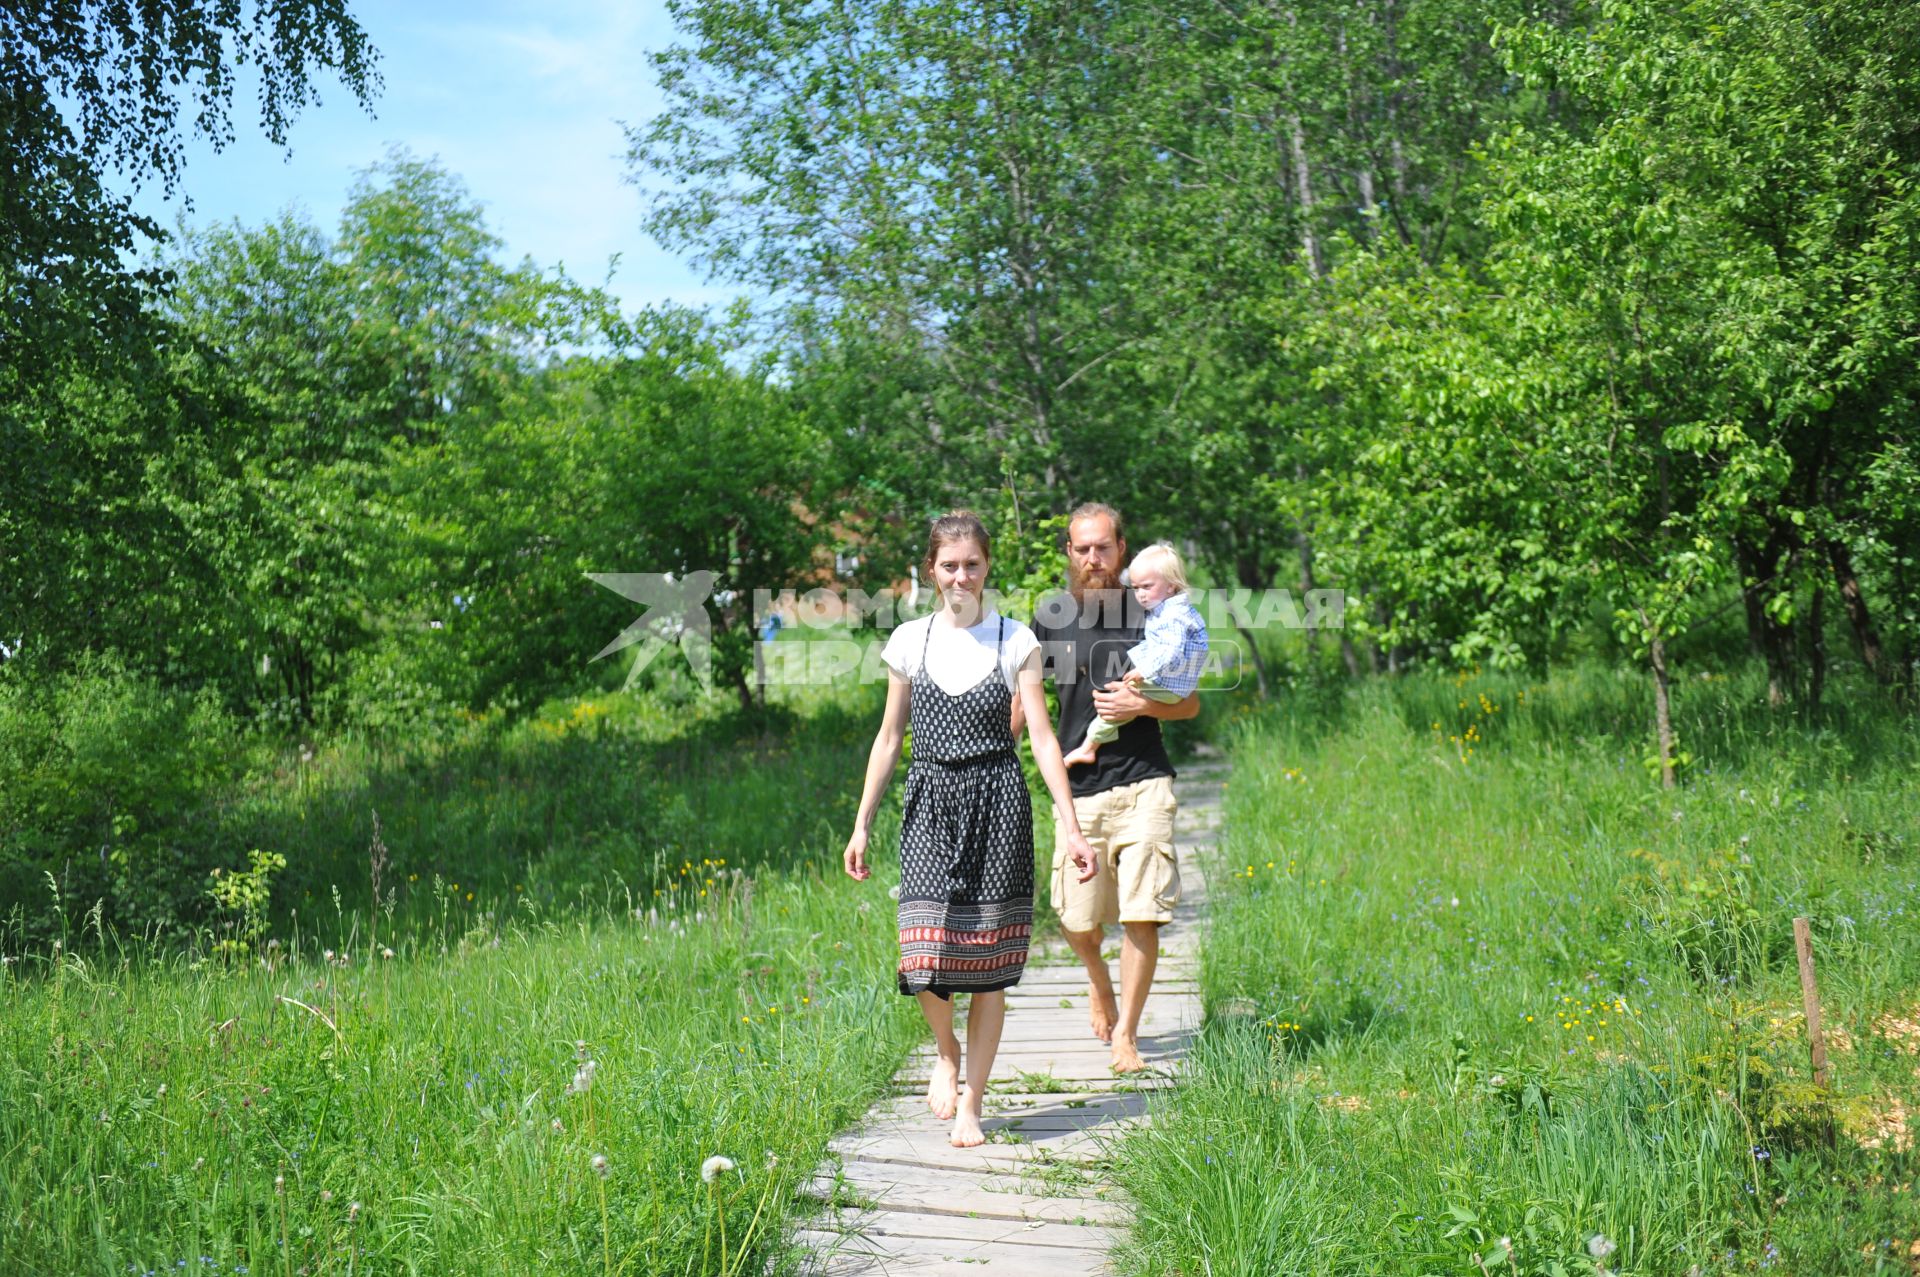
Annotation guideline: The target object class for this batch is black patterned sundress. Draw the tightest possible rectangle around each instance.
[896,616,1035,998]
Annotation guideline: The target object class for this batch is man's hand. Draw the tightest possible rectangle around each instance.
[1066,830,1100,883]
[1092,681,1200,722]
[1090,679,1148,723]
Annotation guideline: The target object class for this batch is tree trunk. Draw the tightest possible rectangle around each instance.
[1233,554,1273,697]
[1295,526,1321,656]
[1808,582,1826,711]
[1287,115,1322,277]
[1826,537,1892,685]
[1646,621,1676,790]
[1736,533,1796,705]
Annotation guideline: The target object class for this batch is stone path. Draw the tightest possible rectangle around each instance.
[797,751,1227,1275]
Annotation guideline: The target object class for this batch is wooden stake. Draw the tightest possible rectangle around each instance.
[1792,917,1829,1089]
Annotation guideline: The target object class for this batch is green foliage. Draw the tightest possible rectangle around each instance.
[205,849,286,961]
[1,3,379,618]
[0,657,246,941]
[1111,666,1920,1275]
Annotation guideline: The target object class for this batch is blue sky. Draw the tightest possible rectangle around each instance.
[125,0,738,315]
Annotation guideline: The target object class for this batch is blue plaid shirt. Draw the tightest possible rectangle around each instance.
[1125,592,1209,696]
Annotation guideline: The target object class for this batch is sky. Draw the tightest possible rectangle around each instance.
[123,0,740,316]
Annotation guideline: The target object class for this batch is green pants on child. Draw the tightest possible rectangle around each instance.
[1080,675,1183,749]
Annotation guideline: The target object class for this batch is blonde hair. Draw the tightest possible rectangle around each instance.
[1129,542,1189,593]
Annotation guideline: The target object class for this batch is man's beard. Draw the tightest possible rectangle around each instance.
[1068,559,1121,603]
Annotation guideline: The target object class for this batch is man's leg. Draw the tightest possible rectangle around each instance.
[1052,789,1120,1041]
[1107,775,1180,1074]
[1062,924,1117,1041]
[1110,921,1160,1073]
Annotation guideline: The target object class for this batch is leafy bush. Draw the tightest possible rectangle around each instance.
[0,656,247,942]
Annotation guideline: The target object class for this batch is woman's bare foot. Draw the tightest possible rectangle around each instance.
[926,1052,961,1120]
[1061,742,1098,768]
[949,1090,986,1147]
[1089,988,1118,1043]
[1110,1032,1148,1074]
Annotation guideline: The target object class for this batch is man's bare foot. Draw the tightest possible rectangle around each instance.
[1110,1032,1148,1074]
[949,1092,986,1147]
[926,1052,961,1120]
[1061,742,1098,768]
[1089,988,1118,1043]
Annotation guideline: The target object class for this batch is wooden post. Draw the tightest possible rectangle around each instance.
[1792,917,1829,1088]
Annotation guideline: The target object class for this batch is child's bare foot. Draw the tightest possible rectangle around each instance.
[949,1091,986,1147]
[926,1052,960,1120]
[1062,742,1098,768]
[1089,988,1118,1043]
[1110,1032,1148,1074]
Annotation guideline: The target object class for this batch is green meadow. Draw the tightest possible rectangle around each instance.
[1,672,927,1277]
[1113,668,1919,1276]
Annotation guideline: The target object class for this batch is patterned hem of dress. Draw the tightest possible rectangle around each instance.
[896,970,1027,1000]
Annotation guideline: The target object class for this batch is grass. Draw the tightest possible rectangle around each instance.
[2,854,926,1277]
[0,665,938,1277]
[1111,665,1920,1276]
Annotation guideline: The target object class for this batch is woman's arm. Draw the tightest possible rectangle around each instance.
[844,672,911,880]
[1017,653,1099,883]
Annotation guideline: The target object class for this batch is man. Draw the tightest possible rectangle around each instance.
[1029,503,1199,1073]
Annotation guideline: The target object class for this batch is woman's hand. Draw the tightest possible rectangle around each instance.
[843,827,872,881]
[1065,829,1100,884]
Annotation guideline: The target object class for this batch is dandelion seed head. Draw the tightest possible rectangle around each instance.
[591,1154,610,1178]
[701,1154,736,1183]
[1588,1234,1616,1260]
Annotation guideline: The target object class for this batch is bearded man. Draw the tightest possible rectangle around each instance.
[1026,502,1199,1072]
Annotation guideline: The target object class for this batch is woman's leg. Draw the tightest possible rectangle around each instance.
[915,990,962,1120]
[951,989,1005,1147]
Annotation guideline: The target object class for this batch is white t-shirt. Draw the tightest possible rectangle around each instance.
[880,611,1041,696]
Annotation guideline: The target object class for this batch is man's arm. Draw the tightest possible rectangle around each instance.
[1089,683,1200,723]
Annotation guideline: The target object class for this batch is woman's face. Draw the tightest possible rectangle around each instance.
[930,537,988,613]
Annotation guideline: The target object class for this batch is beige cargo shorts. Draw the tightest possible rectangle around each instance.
[1050,774,1179,932]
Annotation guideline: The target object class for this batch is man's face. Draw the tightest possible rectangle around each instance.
[1065,515,1124,599]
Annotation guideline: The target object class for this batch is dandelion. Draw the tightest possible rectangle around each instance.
[273,1175,284,1195]
[380,947,394,960]
[568,1058,598,1095]
[324,949,334,962]
[1588,1234,1616,1261]
[320,1190,332,1203]
[552,1118,565,1132]
[887,884,901,901]
[1488,1074,1506,1088]
[591,1154,610,1178]
[701,1154,736,1183]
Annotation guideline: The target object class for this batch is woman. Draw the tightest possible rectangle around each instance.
[844,511,1098,1148]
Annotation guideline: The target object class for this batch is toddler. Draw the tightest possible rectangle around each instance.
[1062,543,1209,768]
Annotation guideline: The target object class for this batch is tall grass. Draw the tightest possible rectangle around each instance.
[1113,666,1919,1275]
[0,664,927,1276]
[0,868,918,1276]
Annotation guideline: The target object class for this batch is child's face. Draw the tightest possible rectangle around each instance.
[1129,566,1177,608]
